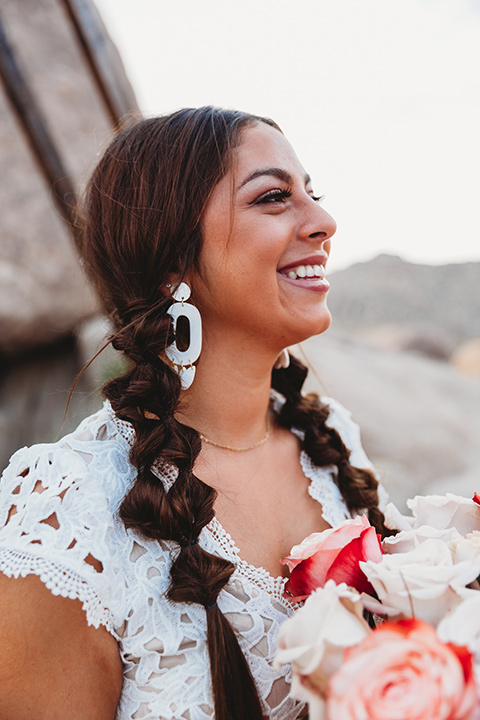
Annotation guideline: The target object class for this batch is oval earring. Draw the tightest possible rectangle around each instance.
[166,282,202,389]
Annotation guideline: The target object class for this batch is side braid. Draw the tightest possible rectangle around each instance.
[104,315,265,719]
[79,107,292,718]
[272,355,391,537]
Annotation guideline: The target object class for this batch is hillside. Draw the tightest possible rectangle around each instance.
[327,255,480,357]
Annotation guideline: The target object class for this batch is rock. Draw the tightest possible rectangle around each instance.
[299,330,480,511]
[451,339,480,377]
[358,325,451,360]
[328,255,480,356]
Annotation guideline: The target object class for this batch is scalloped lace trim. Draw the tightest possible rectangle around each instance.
[300,452,351,526]
[203,517,296,611]
[0,548,114,632]
[105,399,349,610]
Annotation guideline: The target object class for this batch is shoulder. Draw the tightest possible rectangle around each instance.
[0,401,136,631]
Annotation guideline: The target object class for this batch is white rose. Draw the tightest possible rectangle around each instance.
[450,531,480,590]
[274,580,369,700]
[384,494,480,535]
[407,493,480,534]
[452,531,480,564]
[383,525,458,555]
[360,538,480,625]
[437,594,480,663]
[383,501,415,532]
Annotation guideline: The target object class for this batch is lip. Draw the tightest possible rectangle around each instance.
[277,253,329,273]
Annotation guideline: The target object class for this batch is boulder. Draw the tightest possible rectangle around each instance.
[300,330,480,511]
[451,339,480,377]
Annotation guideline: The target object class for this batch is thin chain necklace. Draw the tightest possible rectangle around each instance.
[199,415,271,452]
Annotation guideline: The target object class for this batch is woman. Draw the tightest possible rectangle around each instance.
[0,107,387,719]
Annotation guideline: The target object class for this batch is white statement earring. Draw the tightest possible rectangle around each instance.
[166,282,202,389]
[274,349,290,369]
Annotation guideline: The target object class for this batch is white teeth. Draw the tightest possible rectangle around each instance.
[281,262,327,280]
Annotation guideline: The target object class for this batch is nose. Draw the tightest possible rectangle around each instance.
[299,200,337,245]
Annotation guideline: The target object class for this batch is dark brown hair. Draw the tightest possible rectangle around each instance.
[80,106,387,719]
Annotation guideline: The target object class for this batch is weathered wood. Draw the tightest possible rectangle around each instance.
[59,0,140,128]
[0,10,77,231]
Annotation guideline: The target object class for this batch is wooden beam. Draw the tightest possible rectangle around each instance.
[59,0,140,129]
[0,11,77,236]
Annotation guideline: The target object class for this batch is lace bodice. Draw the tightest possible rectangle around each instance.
[0,395,381,720]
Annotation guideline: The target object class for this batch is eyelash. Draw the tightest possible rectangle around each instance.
[253,189,324,205]
[253,189,292,205]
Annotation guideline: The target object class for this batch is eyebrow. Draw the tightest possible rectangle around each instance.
[238,167,312,189]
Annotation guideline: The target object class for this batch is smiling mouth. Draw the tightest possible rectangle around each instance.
[279,263,326,280]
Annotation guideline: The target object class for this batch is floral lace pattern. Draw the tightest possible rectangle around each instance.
[0,396,377,720]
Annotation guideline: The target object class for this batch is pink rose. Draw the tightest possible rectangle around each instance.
[282,515,383,602]
[326,619,480,720]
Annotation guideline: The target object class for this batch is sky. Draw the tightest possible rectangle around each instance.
[94,0,480,271]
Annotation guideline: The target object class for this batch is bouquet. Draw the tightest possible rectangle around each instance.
[274,494,480,720]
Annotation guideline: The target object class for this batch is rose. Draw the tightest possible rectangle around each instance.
[438,594,480,663]
[282,515,383,602]
[326,618,480,720]
[452,531,480,570]
[275,581,369,699]
[450,532,480,589]
[384,494,480,536]
[361,538,480,625]
[382,525,459,555]
[274,581,370,720]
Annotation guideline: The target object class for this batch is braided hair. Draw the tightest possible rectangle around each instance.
[80,107,388,720]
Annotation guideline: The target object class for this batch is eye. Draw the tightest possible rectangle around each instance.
[310,194,326,204]
[251,188,292,205]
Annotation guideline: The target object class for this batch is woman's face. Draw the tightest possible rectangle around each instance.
[193,122,337,352]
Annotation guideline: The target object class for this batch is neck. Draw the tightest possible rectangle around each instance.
[176,334,278,450]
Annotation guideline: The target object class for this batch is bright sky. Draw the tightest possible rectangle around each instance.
[95,0,480,271]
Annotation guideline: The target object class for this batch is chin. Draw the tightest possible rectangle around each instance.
[284,309,332,347]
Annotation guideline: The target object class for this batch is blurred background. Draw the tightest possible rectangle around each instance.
[0,0,479,509]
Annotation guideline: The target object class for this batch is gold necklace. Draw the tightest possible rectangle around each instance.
[199,415,271,452]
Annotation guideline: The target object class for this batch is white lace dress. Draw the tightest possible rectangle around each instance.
[0,394,382,720]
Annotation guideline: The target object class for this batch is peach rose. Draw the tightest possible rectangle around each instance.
[282,515,383,602]
[326,619,480,720]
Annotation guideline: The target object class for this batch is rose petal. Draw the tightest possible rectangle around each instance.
[326,527,382,595]
[282,517,371,571]
[326,619,480,720]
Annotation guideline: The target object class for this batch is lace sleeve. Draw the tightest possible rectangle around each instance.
[0,440,126,633]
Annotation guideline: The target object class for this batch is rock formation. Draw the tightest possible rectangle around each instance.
[327,254,480,358]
